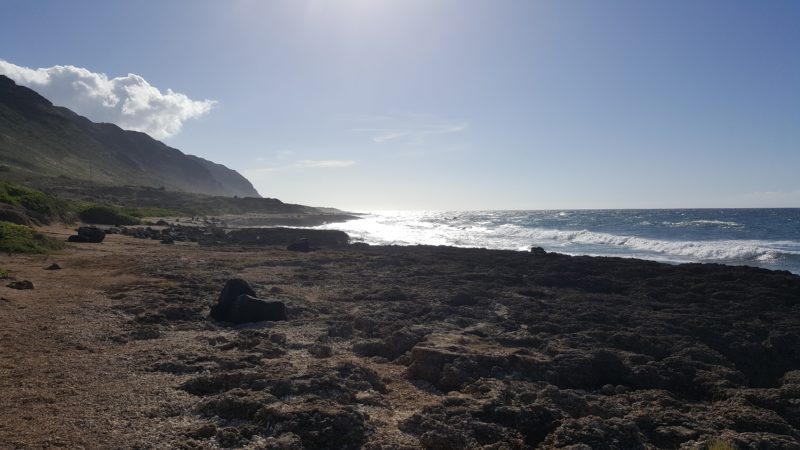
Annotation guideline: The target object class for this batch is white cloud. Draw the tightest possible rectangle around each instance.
[347,112,466,144]
[0,59,216,139]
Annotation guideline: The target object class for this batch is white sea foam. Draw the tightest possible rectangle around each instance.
[310,211,800,272]
[664,219,742,228]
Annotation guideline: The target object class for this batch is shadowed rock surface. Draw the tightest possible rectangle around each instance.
[67,226,106,243]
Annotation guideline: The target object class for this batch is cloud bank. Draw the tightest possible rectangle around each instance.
[0,59,215,139]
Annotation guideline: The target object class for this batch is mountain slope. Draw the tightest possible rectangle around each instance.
[0,75,259,198]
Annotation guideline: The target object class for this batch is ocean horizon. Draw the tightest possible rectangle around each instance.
[311,208,800,274]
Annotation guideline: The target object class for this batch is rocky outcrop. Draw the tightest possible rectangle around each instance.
[67,226,106,243]
[210,279,287,324]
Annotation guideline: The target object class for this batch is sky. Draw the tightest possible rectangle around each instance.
[1,0,798,210]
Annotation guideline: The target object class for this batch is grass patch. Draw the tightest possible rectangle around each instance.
[0,182,69,221]
[77,205,141,225]
[0,221,65,254]
[708,441,736,450]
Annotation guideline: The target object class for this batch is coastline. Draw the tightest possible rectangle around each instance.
[1,225,799,448]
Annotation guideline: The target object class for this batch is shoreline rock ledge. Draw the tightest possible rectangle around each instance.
[209,278,287,324]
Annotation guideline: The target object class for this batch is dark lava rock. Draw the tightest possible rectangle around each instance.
[160,237,175,245]
[255,402,368,450]
[67,226,106,243]
[6,280,33,290]
[210,279,256,321]
[446,291,479,306]
[530,246,547,255]
[227,294,287,324]
[542,416,648,449]
[287,238,310,252]
[210,279,287,324]
[227,228,349,247]
[45,263,61,270]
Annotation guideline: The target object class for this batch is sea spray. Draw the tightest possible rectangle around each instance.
[310,209,800,274]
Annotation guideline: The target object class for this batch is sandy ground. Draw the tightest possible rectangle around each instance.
[0,228,438,449]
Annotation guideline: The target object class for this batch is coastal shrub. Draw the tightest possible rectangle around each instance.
[0,182,69,221]
[0,221,65,254]
[78,205,141,225]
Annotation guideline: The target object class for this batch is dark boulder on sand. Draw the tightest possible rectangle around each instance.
[210,279,255,321]
[530,246,547,255]
[227,294,287,324]
[7,280,33,290]
[210,279,287,324]
[67,226,106,243]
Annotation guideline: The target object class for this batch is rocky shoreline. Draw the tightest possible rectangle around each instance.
[1,225,799,449]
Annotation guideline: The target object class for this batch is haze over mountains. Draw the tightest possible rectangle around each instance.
[0,75,259,198]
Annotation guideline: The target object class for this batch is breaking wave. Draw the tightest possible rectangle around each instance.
[312,210,800,273]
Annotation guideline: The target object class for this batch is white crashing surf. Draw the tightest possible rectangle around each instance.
[310,211,800,272]
[515,227,795,262]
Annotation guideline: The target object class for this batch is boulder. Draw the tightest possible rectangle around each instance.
[210,279,287,324]
[530,246,547,255]
[210,279,256,321]
[67,226,106,243]
[45,263,61,270]
[7,280,33,290]
[226,294,288,324]
[287,238,310,252]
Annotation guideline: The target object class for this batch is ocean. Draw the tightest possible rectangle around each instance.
[312,209,800,274]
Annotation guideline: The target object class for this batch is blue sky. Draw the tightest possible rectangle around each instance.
[1,0,798,210]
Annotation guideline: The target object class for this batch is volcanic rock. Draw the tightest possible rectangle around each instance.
[67,226,106,243]
[6,280,33,290]
[210,279,287,324]
[226,294,287,324]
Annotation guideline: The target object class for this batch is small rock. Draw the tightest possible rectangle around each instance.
[45,263,61,270]
[7,280,33,290]
[530,246,547,255]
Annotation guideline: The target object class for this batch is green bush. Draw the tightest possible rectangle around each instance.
[0,221,65,254]
[78,205,141,225]
[0,182,69,220]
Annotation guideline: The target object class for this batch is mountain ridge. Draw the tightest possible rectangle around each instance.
[0,75,260,198]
